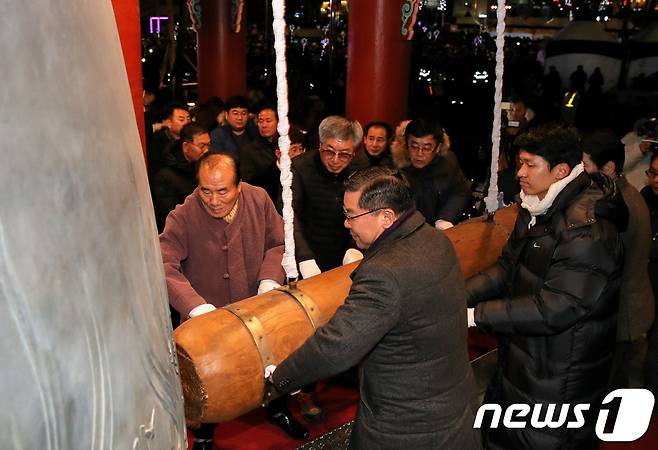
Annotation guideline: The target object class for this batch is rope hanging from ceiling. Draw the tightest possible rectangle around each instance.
[271,0,298,280]
[268,0,508,273]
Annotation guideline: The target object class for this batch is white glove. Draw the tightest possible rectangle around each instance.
[299,259,322,279]
[258,279,281,295]
[467,308,476,328]
[342,248,364,265]
[188,303,217,318]
[435,219,454,231]
[264,364,277,379]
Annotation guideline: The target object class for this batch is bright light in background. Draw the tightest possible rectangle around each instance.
[149,16,168,34]
[473,70,489,84]
[418,68,431,81]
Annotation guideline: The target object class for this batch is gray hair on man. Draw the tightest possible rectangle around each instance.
[318,115,363,148]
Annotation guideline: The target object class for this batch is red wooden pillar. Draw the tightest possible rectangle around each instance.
[197,0,247,102]
[346,0,411,129]
[111,0,146,155]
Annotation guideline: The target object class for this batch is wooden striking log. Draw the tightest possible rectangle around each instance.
[174,206,518,423]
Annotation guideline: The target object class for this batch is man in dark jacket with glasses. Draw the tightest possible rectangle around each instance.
[290,115,365,279]
[268,167,481,449]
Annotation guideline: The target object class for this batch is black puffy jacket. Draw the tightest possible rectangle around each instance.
[466,172,628,450]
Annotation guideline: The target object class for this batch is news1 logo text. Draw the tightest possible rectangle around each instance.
[474,389,655,442]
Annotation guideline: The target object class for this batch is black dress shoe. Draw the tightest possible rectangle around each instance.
[267,410,310,440]
[191,437,213,450]
[191,423,217,450]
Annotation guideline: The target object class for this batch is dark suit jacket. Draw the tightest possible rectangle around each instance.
[273,211,480,449]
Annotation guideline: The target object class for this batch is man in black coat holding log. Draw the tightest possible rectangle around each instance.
[267,167,481,449]
[466,124,628,449]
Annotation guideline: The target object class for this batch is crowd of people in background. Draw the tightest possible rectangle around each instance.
[144,81,658,448]
[140,16,658,447]
[145,20,657,190]
[133,6,658,446]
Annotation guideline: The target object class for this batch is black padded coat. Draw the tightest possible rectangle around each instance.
[466,172,628,450]
[401,153,472,225]
[289,150,354,271]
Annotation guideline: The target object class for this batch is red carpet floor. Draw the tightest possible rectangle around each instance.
[187,381,359,450]
[186,329,658,449]
[187,390,658,450]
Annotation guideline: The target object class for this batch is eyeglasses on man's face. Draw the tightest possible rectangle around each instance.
[320,146,354,163]
[646,169,658,179]
[342,207,385,221]
[408,142,436,154]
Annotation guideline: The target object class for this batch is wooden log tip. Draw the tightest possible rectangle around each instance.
[176,344,207,421]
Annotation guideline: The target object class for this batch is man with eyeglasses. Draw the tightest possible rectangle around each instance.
[288,115,365,420]
[266,167,481,449]
[400,118,471,230]
[152,122,211,232]
[291,115,364,279]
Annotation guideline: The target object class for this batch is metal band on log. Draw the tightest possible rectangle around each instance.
[276,285,322,330]
[174,206,518,423]
[224,303,277,368]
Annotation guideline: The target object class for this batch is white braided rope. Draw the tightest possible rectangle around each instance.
[484,0,507,213]
[272,0,298,279]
